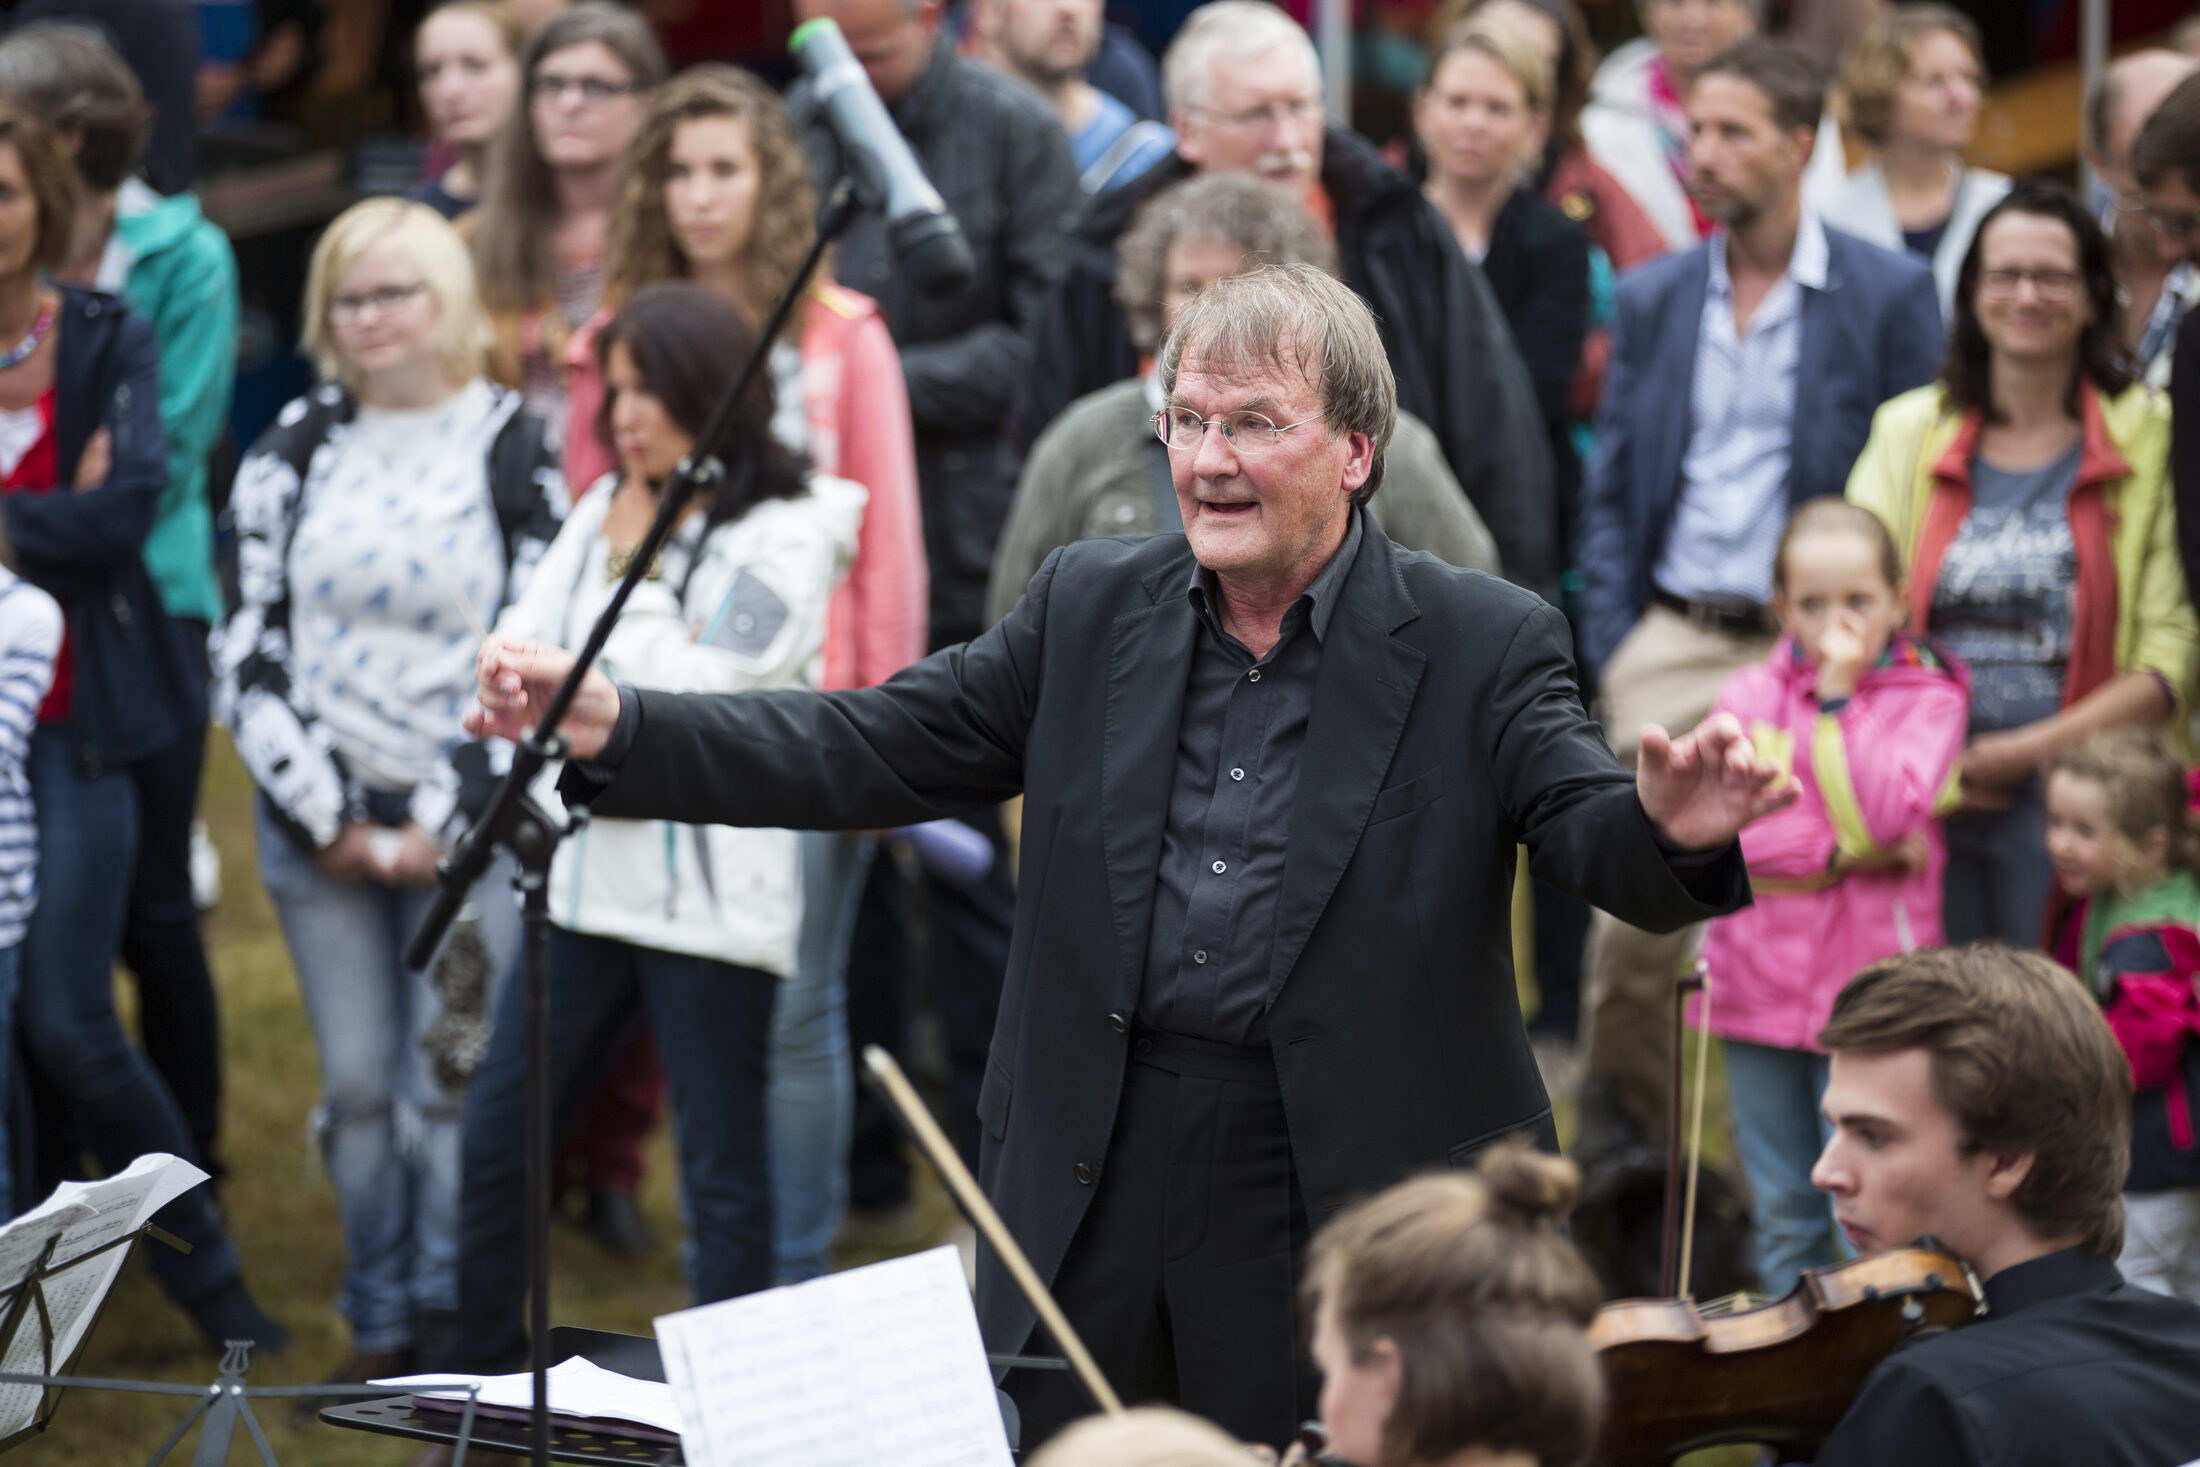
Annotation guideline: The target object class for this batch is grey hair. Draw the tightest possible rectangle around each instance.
[1116,174,1337,353]
[1161,1,1320,115]
[1157,262,1396,505]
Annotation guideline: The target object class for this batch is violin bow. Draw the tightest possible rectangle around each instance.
[860,1045,1127,1416]
[1676,959,1714,1300]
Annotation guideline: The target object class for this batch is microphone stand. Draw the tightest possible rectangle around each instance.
[405,177,860,1467]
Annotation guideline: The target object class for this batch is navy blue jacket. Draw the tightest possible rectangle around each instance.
[6,286,199,772]
[1576,227,1941,680]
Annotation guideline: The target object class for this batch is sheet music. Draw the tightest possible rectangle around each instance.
[656,1245,1013,1467]
[376,1357,683,1435]
[0,1153,208,1436]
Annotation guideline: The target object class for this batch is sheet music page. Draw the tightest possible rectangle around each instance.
[656,1245,1013,1467]
[0,1154,208,1436]
[376,1357,684,1435]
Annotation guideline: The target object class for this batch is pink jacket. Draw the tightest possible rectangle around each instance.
[564,283,928,691]
[1696,635,1969,1051]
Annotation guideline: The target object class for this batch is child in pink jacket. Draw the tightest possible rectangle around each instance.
[1700,499,1969,1296]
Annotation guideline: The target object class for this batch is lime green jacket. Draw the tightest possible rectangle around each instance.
[108,182,237,627]
[1845,381,2196,716]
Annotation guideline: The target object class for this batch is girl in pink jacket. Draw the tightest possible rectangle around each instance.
[1700,499,1969,1296]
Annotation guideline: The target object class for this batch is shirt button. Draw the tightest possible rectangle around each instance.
[1194,950,1208,964]
[1247,669,1262,682]
[1108,1012,1128,1033]
[1075,1163,1095,1184]
[1230,768,1245,781]
[1212,860,1227,874]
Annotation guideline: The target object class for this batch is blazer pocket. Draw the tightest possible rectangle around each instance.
[978,1057,1013,1143]
[1369,766,1445,826]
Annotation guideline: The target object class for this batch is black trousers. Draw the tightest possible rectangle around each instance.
[1006,1030,1314,1454]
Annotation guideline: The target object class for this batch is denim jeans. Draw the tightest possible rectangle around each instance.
[1724,1039,1844,1297]
[1943,787,2053,948]
[255,805,518,1351]
[768,832,874,1282]
[19,723,238,1304]
[447,926,778,1372]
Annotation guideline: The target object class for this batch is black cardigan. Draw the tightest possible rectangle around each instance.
[1479,184,1590,546]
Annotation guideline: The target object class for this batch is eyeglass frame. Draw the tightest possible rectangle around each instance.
[1975,267,2083,301]
[2144,204,2200,240]
[1152,406,1326,453]
[327,280,431,323]
[529,72,644,106]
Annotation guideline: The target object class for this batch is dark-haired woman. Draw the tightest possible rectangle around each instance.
[443,281,863,1372]
[1848,180,2195,947]
[1300,1144,1606,1467]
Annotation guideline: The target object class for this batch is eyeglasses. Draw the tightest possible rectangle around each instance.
[1185,96,1323,133]
[2145,206,2200,240]
[1152,407,1323,453]
[1977,267,2082,301]
[328,281,429,322]
[530,73,642,106]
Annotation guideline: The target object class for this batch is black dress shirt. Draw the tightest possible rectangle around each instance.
[1138,513,1364,1045]
[1814,1246,2200,1467]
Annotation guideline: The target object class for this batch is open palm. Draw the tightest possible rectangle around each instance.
[1637,713,1796,850]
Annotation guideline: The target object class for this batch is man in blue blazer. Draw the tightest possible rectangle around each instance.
[1574,36,1941,1148]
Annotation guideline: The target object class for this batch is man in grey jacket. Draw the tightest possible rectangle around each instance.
[988,173,1497,626]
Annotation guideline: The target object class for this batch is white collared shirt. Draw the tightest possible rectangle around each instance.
[1654,208,1829,607]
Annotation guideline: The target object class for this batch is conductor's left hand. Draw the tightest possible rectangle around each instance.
[463,634,621,759]
[1637,712,1796,851]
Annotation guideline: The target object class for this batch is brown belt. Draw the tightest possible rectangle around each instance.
[1650,587,1776,638]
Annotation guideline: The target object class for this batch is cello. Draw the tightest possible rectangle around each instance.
[1588,965,1983,1465]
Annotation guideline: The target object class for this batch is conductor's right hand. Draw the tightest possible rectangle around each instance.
[464,634,621,760]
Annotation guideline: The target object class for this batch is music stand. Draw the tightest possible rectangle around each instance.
[0,1220,186,1452]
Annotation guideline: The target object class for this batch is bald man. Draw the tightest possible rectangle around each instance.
[2086,49,2198,384]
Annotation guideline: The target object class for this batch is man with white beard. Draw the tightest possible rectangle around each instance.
[1010,0,1558,591]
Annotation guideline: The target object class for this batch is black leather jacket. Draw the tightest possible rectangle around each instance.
[789,38,1080,648]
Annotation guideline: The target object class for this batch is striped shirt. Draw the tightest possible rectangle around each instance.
[0,575,61,947]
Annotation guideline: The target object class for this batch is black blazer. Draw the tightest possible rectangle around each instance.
[585,526,1746,1358]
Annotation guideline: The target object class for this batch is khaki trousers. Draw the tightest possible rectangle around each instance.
[1582,606,1776,1142]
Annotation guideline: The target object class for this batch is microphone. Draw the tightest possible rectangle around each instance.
[790,17,976,298]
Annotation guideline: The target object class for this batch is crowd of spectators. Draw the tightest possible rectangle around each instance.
[8,0,2200,1450]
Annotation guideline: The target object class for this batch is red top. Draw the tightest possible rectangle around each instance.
[1,390,68,721]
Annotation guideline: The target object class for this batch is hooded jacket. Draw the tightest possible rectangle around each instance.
[498,474,865,972]
[1699,633,1969,1051]
[99,179,237,628]
[1013,126,1557,590]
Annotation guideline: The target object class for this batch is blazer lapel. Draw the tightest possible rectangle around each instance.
[1265,534,1428,1004]
[1790,240,1842,505]
[1101,561,1198,1010]
[1642,260,1709,528]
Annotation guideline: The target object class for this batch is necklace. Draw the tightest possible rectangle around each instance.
[0,299,54,373]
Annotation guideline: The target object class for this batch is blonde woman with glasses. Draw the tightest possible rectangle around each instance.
[215,197,565,1380]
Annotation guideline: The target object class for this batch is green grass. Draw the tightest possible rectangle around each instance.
[33,733,953,1464]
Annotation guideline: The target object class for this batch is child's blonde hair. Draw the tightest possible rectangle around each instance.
[2048,729,2200,888]
[1771,499,1905,596]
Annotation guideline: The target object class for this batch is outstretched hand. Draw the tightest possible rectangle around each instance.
[1637,712,1796,851]
[463,634,622,759]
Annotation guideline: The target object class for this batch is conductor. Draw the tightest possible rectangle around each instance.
[466,264,1790,1450]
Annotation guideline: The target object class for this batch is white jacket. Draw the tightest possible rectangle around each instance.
[1815,160,2009,318]
[495,473,867,974]
[1583,38,1851,253]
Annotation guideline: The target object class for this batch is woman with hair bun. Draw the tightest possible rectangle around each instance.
[1301,1144,1607,1467]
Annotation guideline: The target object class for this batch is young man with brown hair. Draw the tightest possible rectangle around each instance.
[1810,945,2200,1467]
